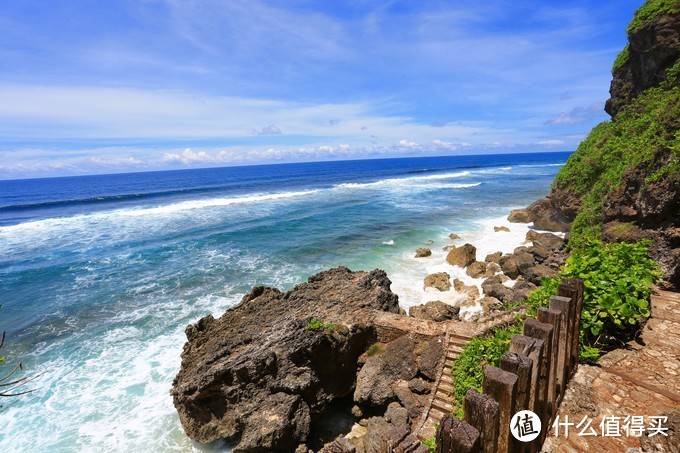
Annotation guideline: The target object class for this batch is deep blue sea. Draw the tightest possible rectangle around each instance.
[0,152,569,451]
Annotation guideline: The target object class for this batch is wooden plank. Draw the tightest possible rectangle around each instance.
[463,388,500,453]
[549,295,572,402]
[483,366,517,453]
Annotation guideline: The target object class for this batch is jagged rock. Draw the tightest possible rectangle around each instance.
[479,296,503,313]
[453,278,481,299]
[423,272,451,291]
[526,196,576,232]
[354,336,418,410]
[384,402,409,427]
[481,275,514,302]
[408,378,432,395]
[606,14,680,118]
[416,338,443,381]
[526,231,565,251]
[446,243,477,268]
[523,264,557,285]
[351,405,363,418]
[448,233,461,240]
[466,260,488,278]
[392,380,426,421]
[494,225,510,232]
[409,301,459,322]
[319,438,356,453]
[508,208,532,223]
[499,251,536,279]
[485,251,503,263]
[172,267,400,449]
[415,248,432,258]
[487,262,502,276]
[527,243,550,262]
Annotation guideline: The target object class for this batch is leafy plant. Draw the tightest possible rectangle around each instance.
[450,324,521,414]
[306,317,337,331]
[365,343,386,357]
[628,0,680,33]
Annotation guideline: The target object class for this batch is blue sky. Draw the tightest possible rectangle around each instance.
[0,0,642,179]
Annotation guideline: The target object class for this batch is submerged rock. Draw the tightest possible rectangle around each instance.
[415,247,432,258]
[171,267,400,450]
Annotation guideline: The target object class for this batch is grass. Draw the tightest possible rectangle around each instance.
[553,60,680,250]
[628,0,680,33]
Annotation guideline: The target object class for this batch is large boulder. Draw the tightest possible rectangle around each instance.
[485,251,503,263]
[526,196,575,232]
[499,251,536,279]
[526,231,565,252]
[466,261,489,278]
[508,208,532,223]
[423,272,451,291]
[446,243,477,268]
[409,301,459,322]
[171,267,400,450]
[353,336,418,409]
[481,275,514,302]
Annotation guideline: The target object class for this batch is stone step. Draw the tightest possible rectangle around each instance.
[440,374,453,386]
[435,389,451,401]
[428,406,448,421]
[431,399,453,414]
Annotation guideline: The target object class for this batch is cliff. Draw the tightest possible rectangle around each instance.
[518,0,680,288]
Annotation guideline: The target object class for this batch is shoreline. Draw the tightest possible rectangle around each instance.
[390,212,565,320]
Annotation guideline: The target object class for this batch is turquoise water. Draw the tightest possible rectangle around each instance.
[0,153,567,451]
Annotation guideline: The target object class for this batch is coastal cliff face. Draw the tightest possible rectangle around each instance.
[519,3,680,288]
[171,267,400,451]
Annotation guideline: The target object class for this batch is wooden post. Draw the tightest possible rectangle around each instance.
[500,352,533,453]
[560,278,584,376]
[464,388,500,453]
[436,414,481,453]
[483,366,517,453]
[548,295,572,402]
[524,316,555,430]
[509,335,545,416]
[557,281,578,375]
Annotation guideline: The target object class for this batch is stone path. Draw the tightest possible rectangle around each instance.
[542,287,680,452]
[413,308,526,440]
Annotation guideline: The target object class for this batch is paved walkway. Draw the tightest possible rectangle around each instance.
[542,287,680,452]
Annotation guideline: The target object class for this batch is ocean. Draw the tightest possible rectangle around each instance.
[0,152,569,451]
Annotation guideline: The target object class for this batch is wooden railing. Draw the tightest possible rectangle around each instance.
[435,278,584,453]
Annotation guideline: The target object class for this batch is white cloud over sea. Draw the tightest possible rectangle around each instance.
[0,1,643,178]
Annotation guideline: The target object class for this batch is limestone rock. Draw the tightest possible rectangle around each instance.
[499,251,536,279]
[485,251,503,263]
[508,208,532,223]
[171,267,400,449]
[415,248,432,258]
[409,301,459,322]
[423,272,451,291]
[466,260,488,278]
[494,225,510,232]
[448,233,461,240]
[479,296,503,313]
[446,243,477,268]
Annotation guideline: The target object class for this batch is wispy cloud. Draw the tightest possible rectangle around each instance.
[0,0,642,178]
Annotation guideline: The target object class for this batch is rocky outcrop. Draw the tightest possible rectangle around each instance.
[466,260,489,278]
[409,301,459,322]
[415,248,432,258]
[605,13,680,118]
[423,272,451,291]
[171,267,400,450]
[446,243,477,268]
[508,208,531,223]
[353,335,440,413]
[494,226,510,232]
[485,251,502,263]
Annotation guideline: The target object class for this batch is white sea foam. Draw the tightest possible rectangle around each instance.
[382,240,395,245]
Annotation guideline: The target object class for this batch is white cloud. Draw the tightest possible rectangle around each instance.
[252,125,282,135]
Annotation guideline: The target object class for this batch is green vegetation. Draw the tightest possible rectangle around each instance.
[553,62,680,250]
[365,343,386,357]
[612,44,630,73]
[628,0,680,33]
[422,430,436,452]
[306,317,337,331]
[451,324,521,416]
[451,240,660,412]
